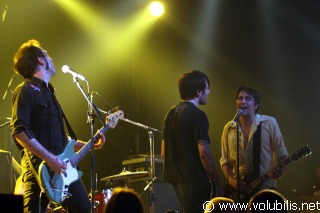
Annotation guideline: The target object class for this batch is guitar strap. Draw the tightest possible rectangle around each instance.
[50,89,77,142]
[61,111,77,141]
[252,123,262,179]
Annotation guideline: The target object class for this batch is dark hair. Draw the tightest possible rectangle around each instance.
[105,187,144,213]
[178,70,210,100]
[13,39,45,79]
[236,86,261,113]
[247,189,287,213]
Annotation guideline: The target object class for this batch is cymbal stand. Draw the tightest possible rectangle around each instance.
[0,119,13,193]
[2,74,16,193]
[120,117,162,213]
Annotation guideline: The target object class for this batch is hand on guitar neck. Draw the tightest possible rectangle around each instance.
[227,176,246,191]
[268,155,288,179]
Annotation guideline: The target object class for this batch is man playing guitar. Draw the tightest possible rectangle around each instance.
[220,86,288,203]
[10,40,106,213]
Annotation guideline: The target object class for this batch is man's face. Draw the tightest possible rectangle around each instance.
[41,49,56,76]
[199,81,210,105]
[236,91,257,116]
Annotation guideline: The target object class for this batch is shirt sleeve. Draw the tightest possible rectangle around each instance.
[269,117,288,159]
[10,84,35,139]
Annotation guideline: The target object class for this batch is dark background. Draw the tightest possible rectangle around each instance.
[0,0,319,199]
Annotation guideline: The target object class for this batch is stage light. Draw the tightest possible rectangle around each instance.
[149,2,164,17]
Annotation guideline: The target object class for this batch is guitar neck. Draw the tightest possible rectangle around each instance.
[246,157,292,193]
[71,124,109,167]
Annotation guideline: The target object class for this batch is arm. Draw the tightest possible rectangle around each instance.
[220,124,245,190]
[13,131,66,174]
[198,140,223,196]
[269,118,288,179]
[222,163,245,190]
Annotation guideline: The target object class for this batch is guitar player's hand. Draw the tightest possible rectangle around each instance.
[270,167,285,179]
[93,132,106,150]
[228,177,246,190]
[270,155,287,179]
[46,154,67,175]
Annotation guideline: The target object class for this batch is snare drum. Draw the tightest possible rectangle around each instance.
[89,189,112,213]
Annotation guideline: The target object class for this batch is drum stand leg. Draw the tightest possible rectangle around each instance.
[144,177,156,213]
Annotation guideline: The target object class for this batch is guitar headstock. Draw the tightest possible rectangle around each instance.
[107,110,124,129]
[291,144,312,162]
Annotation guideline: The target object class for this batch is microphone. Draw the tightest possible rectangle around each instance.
[62,65,86,81]
[229,109,243,130]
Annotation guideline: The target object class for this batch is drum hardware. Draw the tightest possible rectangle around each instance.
[119,118,162,213]
[100,168,149,182]
[88,189,112,213]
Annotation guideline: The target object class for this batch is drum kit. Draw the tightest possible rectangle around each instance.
[89,169,149,213]
[88,117,162,213]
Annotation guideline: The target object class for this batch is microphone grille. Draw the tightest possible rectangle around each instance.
[61,65,69,73]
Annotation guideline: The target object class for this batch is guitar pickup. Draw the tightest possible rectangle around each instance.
[49,180,57,189]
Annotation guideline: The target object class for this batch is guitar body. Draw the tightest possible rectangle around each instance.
[39,139,83,204]
[38,110,124,204]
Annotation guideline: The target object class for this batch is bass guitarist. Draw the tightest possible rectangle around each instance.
[10,40,106,213]
[220,86,288,204]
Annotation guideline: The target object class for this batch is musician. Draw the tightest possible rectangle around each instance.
[10,39,106,213]
[220,86,288,203]
[161,70,223,213]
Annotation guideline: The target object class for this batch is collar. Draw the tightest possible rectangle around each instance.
[26,76,54,92]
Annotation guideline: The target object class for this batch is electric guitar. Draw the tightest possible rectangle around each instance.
[38,110,124,204]
[224,144,312,203]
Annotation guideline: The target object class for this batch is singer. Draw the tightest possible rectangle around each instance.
[220,86,288,203]
[9,39,105,213]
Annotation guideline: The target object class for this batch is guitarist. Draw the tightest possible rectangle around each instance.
[9,40,106,213]
[220,86,288,204]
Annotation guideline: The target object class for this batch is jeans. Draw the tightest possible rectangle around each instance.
[172,181,212,213]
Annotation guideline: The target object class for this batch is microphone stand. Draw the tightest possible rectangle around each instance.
[120,117,162,213]
[72,77,105,213]
[236,121,241,203]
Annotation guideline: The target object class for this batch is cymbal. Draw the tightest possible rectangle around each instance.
[100,170,149,182]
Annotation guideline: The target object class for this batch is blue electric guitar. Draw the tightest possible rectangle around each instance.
[38,110,124,204]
